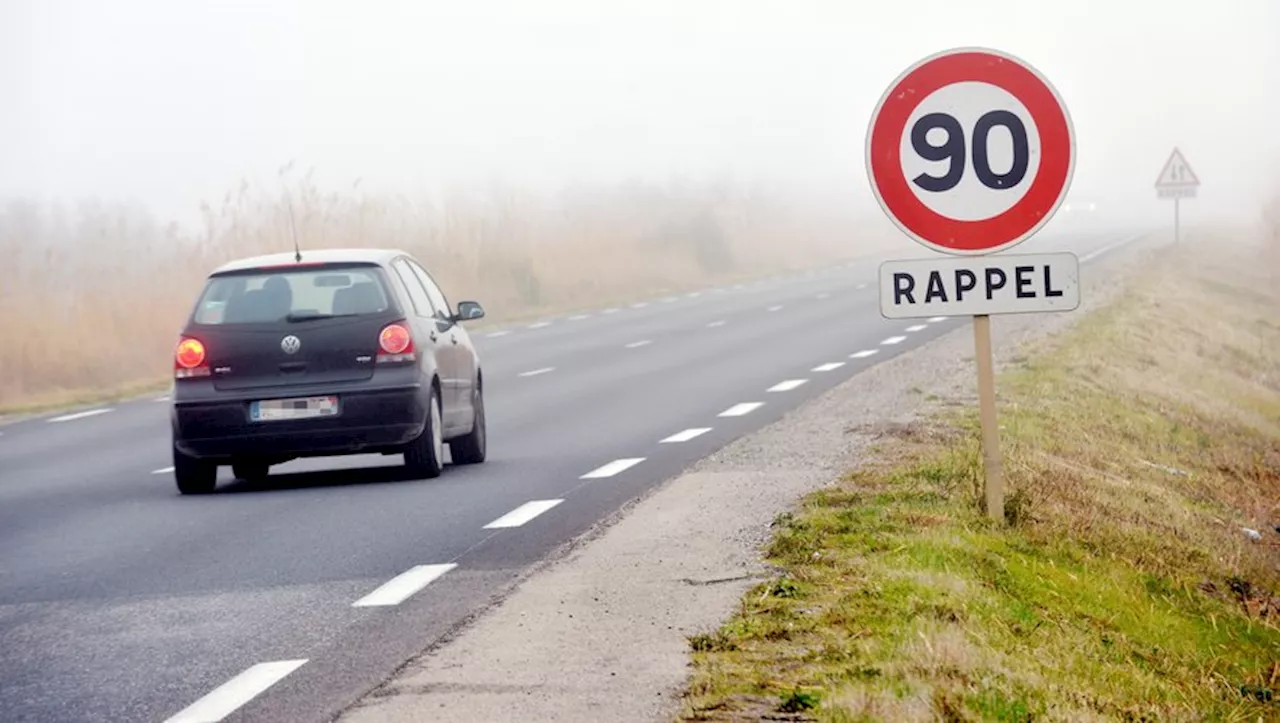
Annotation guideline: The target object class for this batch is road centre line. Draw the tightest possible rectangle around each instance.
[483,500,564,529]
[581,458,646,479]
[517,367,555,378]
[163,659,308,723]
[718,402,763,417]
[48,408,112,423]
[660,427,712,443]
[352,564,457,607]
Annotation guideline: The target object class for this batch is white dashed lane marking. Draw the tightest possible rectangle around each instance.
[603,308,621,314]
[660,427,712,443]
[527,321,552,329]
[816,292,830,299]
[163,659,308,723]
[812,362,845,372]
[568,314,590,321]
[928,316,947,323]
[905,324,927,332]
[850,349,879,359]
[624,340,652,349]
[352,563,457,607]
[718,402,763,417]
[857,283,868,290]
[706,320,726,328]
[580,458,646,479]
[517,367,555,378]
[486,330,511,338]
[881,336,907,345]
[483,500,563,529]
[767,305,783,312]
[152,467,175,475]
[48,408,112,423]
[631,302,649,309]
[661,296,678,303]
[154,396,171,402]
[686,292,702,298]
[767,379,808,392]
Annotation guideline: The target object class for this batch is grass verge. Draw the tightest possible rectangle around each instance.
[679,233,1280,722]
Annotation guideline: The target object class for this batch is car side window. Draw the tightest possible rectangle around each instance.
[390,260,435,317]
[408,261,451,319]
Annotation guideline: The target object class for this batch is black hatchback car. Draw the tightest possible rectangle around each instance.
[169,248,487,494]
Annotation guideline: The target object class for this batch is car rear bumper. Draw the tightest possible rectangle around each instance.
[173,384,426,460]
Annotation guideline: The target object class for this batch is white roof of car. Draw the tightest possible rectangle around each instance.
[210,248,411,275]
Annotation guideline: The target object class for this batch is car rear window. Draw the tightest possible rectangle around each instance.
[192,266,394,325]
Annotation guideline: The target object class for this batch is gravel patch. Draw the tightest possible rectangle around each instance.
[334,231,1168,723]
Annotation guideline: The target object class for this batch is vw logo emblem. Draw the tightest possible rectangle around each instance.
[280,335,302,355]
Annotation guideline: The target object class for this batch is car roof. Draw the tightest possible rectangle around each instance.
[209,248,412,275]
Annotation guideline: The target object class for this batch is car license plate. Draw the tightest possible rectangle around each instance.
[249,396,339,422]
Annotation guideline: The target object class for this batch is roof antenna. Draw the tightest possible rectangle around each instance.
[284,192,302,263]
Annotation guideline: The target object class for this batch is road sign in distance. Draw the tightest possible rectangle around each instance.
[866,47,1075,256]
[878,252,1080,319]
[1155,147,1199,200]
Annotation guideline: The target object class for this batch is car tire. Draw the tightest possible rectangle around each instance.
[449,382,486,465]
[231,461,270,483]
[404,384,444,479]
[174,445,217,495]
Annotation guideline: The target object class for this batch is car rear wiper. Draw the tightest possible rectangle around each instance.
[285,312,360,323]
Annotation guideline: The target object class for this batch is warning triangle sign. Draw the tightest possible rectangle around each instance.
[1155,147,1200,187]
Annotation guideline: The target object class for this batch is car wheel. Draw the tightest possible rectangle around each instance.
[174,444,217,495]
[231,461,270,483]
[449,382,486,465]
[404,384,444,479]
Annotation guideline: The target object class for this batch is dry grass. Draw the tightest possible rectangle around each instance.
[679,222,1280,721]
[0,170,896,411]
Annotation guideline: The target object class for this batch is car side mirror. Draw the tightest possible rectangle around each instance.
[454,300,485,322]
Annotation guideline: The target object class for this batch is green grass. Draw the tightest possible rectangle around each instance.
[679,238,1280,722]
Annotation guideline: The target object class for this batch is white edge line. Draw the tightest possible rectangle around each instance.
[163,659,308,723]
[812,362,845,372]
[905,324,927,332]
[527,321,552,329]
[767,305,784,312]
[927,316,947,323]
[48,408,113,423]
[486,330,511,338]
[580,457,646,479]
[152,466,175,475]
[518,367,555,377]
[718,402,763,417]
[707,320,726,328]
[483,499,564,529]
[659,427,713,443]
[154,396,171,402]
[352,563,457,607]
[602,308,621,314]
[624,340,652,348]
[767,379,808,392]
[881,336,907,345]
[850,349,879,359]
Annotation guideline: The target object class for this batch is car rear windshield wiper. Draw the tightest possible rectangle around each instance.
[285,312,360,323]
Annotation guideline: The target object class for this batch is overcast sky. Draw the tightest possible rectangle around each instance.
[2,0,1277,225]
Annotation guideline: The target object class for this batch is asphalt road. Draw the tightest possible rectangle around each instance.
[0,227,1149,723]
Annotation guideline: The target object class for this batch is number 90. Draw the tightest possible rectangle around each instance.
[910,110,1029,193]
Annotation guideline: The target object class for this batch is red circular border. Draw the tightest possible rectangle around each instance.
[867,49,1073,253]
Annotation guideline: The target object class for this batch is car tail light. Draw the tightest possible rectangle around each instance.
[174,336,211,379]
[377,322,416,363]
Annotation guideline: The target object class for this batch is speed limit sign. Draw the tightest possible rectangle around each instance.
[866,47,1075,256]
[865,47,1078,524]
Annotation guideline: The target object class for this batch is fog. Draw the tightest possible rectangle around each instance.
[2,0,1278,229]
